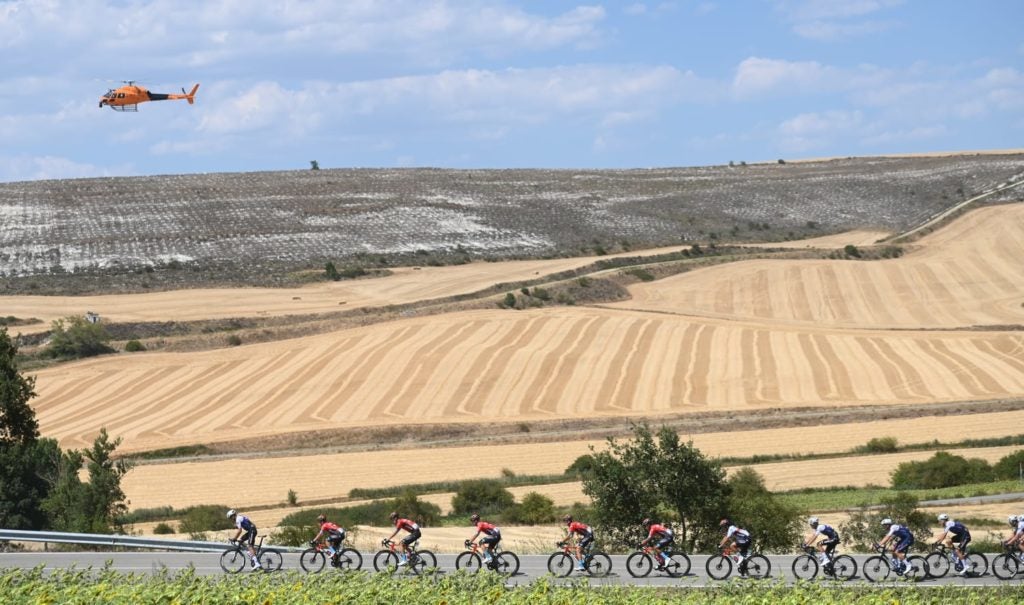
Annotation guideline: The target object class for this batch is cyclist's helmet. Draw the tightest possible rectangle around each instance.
[808,517,819,528]
[470,513,480,523]
[1010,515,1018,525]
[563,515,573,524]
[226,509,236,519]
[880,518,893,526]
[937,514,949,522]
[389,511,399,521]
[317,514,327,523]
[719,518,731,528]
[641,517,652,527]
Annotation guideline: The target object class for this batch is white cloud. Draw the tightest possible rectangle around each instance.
[861,124,947,146]
[775,0,903,40]
[732,57,837,97]
[0,155,133,182]
[777,109,865,153]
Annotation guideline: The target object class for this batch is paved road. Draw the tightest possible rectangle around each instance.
[1,551,1021,587]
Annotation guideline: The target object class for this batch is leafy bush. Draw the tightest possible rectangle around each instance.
[324,261,339,280]
[44,316,115,359]
[124,340,146,352]
[153,522,175,534]
[177,505,235,535]
[624,268,655,281]
[890,451,994,489]
[565,454,597,478]
[500,292,516,308]
[726,467,803,553]
[843,244,862,258]
[855,436,898,454]
[839,492,931,552]
[993,449,1024,480]
[451,479,515,516]
[280,492,440,529]
[286,489,297,506]
[226,334,242,347]
[505,492,556,525]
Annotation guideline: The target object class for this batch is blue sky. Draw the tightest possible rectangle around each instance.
[1,0,1022,181]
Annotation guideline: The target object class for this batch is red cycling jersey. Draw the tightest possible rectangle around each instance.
[475,521,499,535]
[395,518,419,532]
[647,524,671,538]
[568,521,591,535]
[319,521,342,533]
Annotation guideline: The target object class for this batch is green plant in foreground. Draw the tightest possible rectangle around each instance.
[2,569,1024,604]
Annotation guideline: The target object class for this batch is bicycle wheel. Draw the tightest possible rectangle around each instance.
[665,553,691,577]
[705,555,732,581]
[625,552,653,578]
[546,552,574,577]
[791,554,818,580]
[992,554,1019,580]
[456,551,483,572]
[299,548,325,573]
[862,556,890,582]
[905,556,928,580]
[586,552,613,577]
[259,549,283,571]
[335,548,363,571]
[743,554,771,579]
[494,551,520,575]
[966,552,987,577]
[831,555,858,581]
[414,550,437,573]
[925,552,950,578]
[219,548,247,574]
[373,550,398,572]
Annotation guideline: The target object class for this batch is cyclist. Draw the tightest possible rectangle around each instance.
[310,514,347,566]
[467,513,502,568]
[1004,515,1024,560]
[561,515,595,572]
[934,513,971,576]
[639,518,673,570]
[385,511,421,567]
[803,517,840,574]
[226,509,262,570]
[718,518,753,574]
[877,518,914,575]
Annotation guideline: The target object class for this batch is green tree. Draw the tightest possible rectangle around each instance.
[890,451,994,489]
[45,316,115,359]
[42,429,132,533]
[390,490,441,526]
[994,450,1024,480]
[451,479,514,516]
[839,492,931,552]
[324,262,340,281]
[0,328,60,530]
[506,492,556,524]
[725,467,803,553]
[582,424,728,551]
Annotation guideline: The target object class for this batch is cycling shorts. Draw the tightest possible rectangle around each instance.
[820,537,839,555]
[327,529,346,547]
[655,536,674,550]
[481,531,502,548]
[240,525,257,546]
[894,535,913,553]
[401,528,422,547]
[952,532,971,549]
[578,532,594,551]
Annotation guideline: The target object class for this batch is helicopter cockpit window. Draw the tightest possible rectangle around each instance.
[117,93,126,98]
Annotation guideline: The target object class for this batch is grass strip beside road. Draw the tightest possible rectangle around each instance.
[778,480,1024,512]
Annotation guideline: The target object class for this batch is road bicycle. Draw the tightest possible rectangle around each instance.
[219,536,283,573]
[299,539,363,573]
[925,542,987,578]
[791,544,857,581]
[546,541,612,577]
[625,543,691,578]
[862,543,928,582]
[372,539,437,574]
[455,539,521,576]
[705,544,771,580]
[991,544,1024,580]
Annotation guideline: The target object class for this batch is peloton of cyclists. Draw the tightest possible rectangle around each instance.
[934,513,971,576]
[803,517,840,574]
[877,518,914,575]
[226,509,262,570]
[561,515,595,572]
[467,513,502,568]
[385,511,421,567]
[718,518,753,574]
[639,518,674,570]
[310,514,348,567]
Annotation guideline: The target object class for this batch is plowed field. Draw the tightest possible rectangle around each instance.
[615,204,1024,329]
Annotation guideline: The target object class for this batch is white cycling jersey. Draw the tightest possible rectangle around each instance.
[726,525,750,541]
[814,524,837,538]
[1016,520,1024,534]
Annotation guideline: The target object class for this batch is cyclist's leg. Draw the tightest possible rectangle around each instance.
[577,534,594,568]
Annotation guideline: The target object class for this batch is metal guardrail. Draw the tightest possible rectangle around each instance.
[0,529,302,553]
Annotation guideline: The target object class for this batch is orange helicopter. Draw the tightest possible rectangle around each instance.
[99,81,199,112]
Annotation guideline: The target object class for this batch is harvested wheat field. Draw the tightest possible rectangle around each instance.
[745,229,890,249]
[121,413,1024,511]
[615,204,1024,329]
[0,244,691,334]
[33,302,1024,452]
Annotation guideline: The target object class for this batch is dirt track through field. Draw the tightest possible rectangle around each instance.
[615,204,1024,329]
